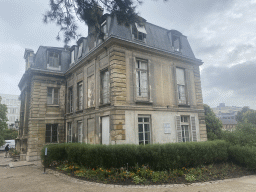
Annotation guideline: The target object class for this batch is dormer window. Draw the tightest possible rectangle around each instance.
[47,51,61,70]
[71,50,75,64]
[133,23,147,41]
[77,42,83,58]
[172,35,181,52]
[101,20,107,34]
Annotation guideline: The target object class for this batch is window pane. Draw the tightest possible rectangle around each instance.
[144,124,149,132]
[101,70,109,104]
[140,71,148,97]
[138,124,143,132]
[176,68,185,85]
[138,118,143,122]
[145,141,149,144]
[145,132,150,140]
[144,118,149,122]
[140,62,147,70]
[139,133,143,141]
[53,88,58,104]
[47,88,53,104]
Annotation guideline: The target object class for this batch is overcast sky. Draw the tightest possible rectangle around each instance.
[0,0,255,109]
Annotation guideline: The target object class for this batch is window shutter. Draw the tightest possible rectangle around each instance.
[190,116,197,142]
[140,71,148,97]
[176,116,182,142]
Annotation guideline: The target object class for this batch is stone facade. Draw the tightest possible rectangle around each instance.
[17,15,207,161]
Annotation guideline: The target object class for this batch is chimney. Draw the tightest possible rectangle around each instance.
[24,49,34,71]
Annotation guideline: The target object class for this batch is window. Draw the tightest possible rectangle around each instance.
[47,88,58,105]
[68,87,73,113]
[67,122,72,143]
[100,69,110,104]
[176,116,197,143]
[48,52,60,68]
[136,60,148,98]
[78,121,83,143]
[45,124,58,143]
[172,35,181,52]
[176,68,186,105]
[181,116,190,142]
[133,23,147,41]
[101,20,107,34]
[71,50,75,64]
[77,82,83,110]
[87,75,95,108]
[77,43,83,58]
[138,116,151,145]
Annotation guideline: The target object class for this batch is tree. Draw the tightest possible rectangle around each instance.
[3,129,18,140]
[235,106,252,123]
[204,104,222,140]
[43,0,143,44]
[0,96,8,146]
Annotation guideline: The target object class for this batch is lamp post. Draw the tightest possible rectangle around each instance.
[15,119,19,130]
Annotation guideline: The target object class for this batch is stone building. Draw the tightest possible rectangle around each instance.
[0,93,20,129]
[17,15,207,161]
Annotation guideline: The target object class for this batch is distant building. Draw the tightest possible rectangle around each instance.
[212,103,242,131]
[0,93,20,129]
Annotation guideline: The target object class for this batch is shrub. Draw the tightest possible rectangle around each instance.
[41,140,229,171]
[228,145,256,170]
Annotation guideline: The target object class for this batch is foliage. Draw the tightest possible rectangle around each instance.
[41,140,229,171]
[3,129,18,140]
[54,162,246,184]
[228,145,256,170]
[0,96,8,146]
[204,104,223,140]
[235,106,253,123]
[221,122,256,147]
[43,0,144,44]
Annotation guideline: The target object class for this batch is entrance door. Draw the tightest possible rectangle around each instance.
[102,116,110,145]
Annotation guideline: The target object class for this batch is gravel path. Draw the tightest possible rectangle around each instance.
[1,152,256,192]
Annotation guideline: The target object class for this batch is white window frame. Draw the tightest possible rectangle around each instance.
[77,43,83,58]
[176,68,187,105]
[71,50,75,64]
[68,87,73,113]
[47,88,59,105]
[67,122,72,143]
[45,124,58,143]
[138,115,151,145]
[136,59,149,99]
[181,116,190,142]
[77,121,83,143]
[100,68,110,104]
[47,52,61,70]
[77,82,83,110]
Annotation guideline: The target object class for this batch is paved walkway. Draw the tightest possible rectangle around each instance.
[1,151,256,191]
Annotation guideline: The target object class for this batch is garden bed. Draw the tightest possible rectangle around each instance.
[48,162,256,185]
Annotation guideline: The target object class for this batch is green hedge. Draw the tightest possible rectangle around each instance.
[228,145,256,170]
[41,140,229,171]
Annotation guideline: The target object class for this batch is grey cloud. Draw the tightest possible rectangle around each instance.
[201,62,256,97]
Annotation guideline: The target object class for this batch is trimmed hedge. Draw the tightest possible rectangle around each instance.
[228,145,256,170]
[41,140,229,171]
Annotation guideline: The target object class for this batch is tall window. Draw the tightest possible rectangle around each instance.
[172,35,181,52]
[181,116,190,142]
[48,52,59,68]
[78,121,83,143]
[71,50,75,64]
[77,82,83,110]
[176,68,186,105]
[67,122,72,143]
[136,60,148,98]
[101,69,110,104]
[45,124,58,143]
[138,116,151,145]
[47,88,58,105]
[68,87,73,113]
[77,43,83,58]
[133,23,147,41]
